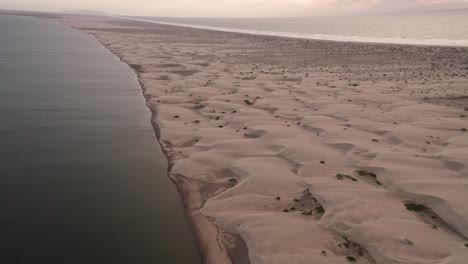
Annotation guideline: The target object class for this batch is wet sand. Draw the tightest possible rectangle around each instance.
[57,15,468,264]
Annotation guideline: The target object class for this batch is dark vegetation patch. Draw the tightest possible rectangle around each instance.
[356,170,377,178]
[336,173,358,182]
[355,170,382,186]
[244,99,254,105]
[282,189,325,219]
[404,202,468,241]
[326,236,375,264]
[405,203,427,212]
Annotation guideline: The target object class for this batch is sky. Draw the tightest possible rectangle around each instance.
[1,0,468,17]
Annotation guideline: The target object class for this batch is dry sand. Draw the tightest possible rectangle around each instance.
[57,16,468,264]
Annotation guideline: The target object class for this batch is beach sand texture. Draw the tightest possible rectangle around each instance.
[59,16,468,264]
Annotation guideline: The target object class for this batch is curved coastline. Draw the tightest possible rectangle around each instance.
[65,27,236,264]
[0,13,204,264]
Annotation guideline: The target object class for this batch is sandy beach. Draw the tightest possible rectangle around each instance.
[56,15,468,264]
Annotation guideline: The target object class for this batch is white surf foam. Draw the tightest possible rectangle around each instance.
[113,16,468,47]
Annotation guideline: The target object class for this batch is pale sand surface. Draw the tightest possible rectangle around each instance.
[57,16,468,264]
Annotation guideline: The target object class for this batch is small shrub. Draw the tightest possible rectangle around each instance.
[321,250,327,255]
[320,160,326,164]
[293,198,300,202]
[464,243,468,247]
[283,209,290,213]
[371,139,379,142]
[356,170,366,176]
[405,203,427,212]
[346,175,358,182]
[315,205,325,214]
[356,170,377,178]
[375,180,382,185]
[336,173,358,181]
[276,197,281,201]
[346,256,357,262]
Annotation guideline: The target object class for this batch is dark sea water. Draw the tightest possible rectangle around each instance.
[0,15,201,264]
[127,8,468,46]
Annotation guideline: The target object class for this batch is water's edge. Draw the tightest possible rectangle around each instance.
[114,15,468,47]
[53,19,246,264]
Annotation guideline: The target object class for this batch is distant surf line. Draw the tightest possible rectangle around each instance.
[113,15,468,47]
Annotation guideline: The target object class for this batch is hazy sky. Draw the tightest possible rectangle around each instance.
[1,0,468,17]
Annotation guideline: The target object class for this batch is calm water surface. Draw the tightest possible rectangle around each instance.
[0,14,201,264]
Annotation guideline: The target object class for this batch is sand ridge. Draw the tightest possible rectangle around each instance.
[59,16,468,264]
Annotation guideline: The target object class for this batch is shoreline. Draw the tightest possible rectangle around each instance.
[112,15,468,48]
[56,15,468,264]
[0,14,205,264]
[4,9,467,49]
[79,30,234,264]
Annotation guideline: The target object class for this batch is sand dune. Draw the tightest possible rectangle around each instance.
[58,16,468,264]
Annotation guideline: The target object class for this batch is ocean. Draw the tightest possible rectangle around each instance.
[127,9,468,46]
[0,14,201,264]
